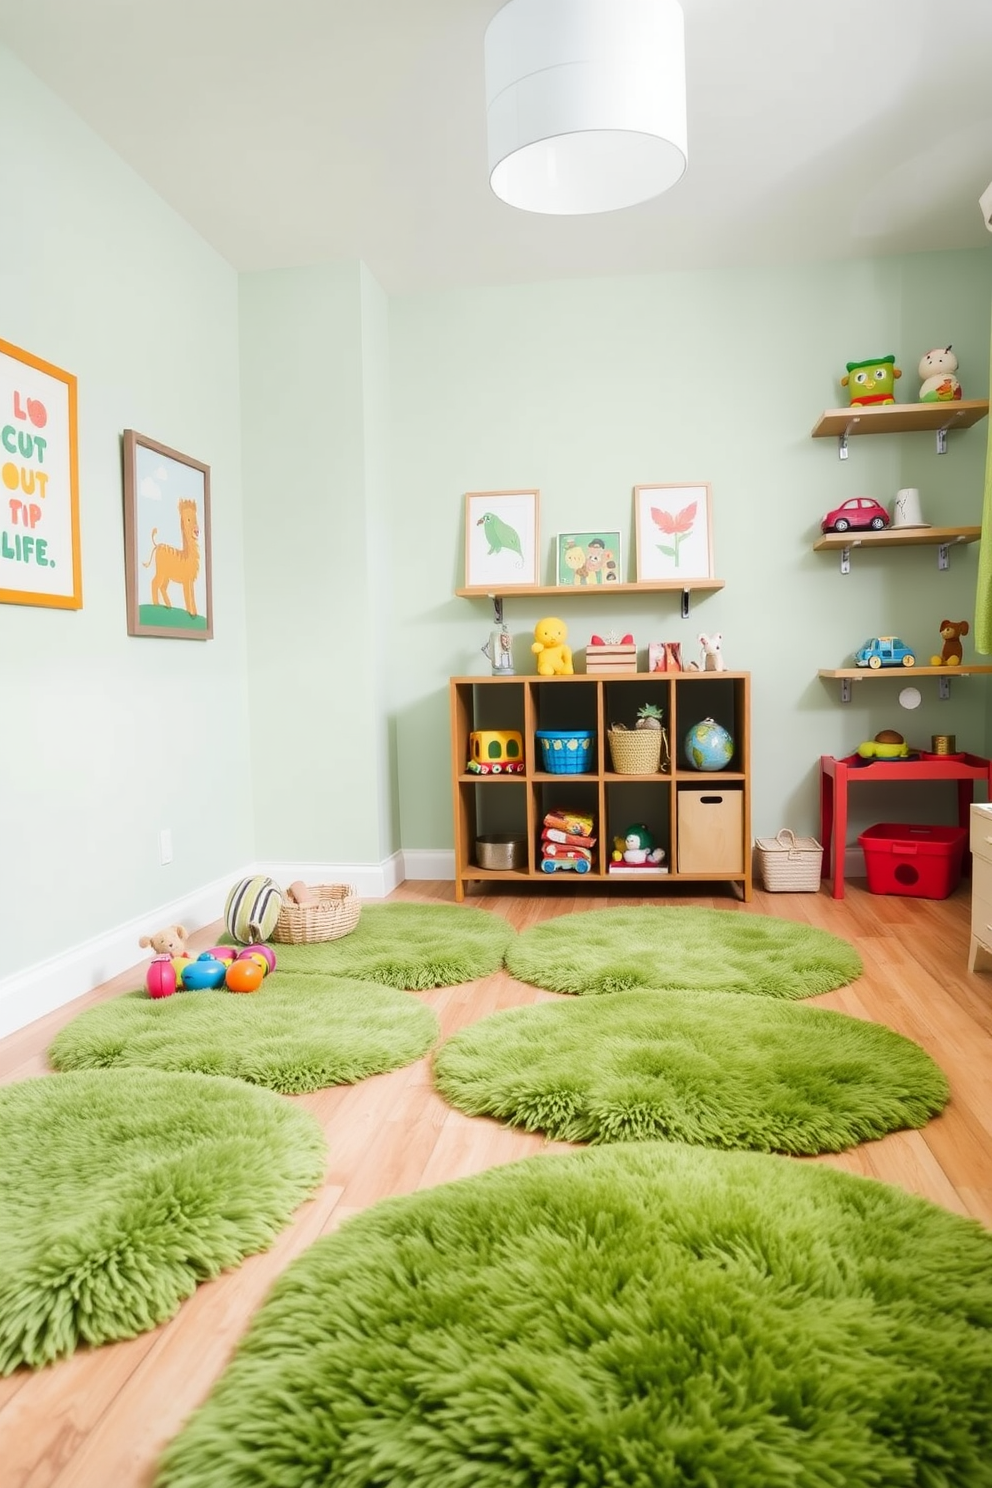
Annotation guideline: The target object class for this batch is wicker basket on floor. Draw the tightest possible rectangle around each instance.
[754,829,823,892]
[271,883,361,944]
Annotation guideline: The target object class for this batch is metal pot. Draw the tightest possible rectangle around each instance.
[475,834,526,870]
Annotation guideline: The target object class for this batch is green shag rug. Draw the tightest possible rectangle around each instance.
[155,1143,992,1488]
[252,903,514,990]
[48,975,439,1094]
[0,1069,325,1375]
[432,990,949,1152]
[507,905,861,998]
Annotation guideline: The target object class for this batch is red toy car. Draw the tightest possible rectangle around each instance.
[821,497,890,534]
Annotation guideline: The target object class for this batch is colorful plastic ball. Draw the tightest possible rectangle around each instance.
[225,959,265,994]
[236,948,272,977]
[182,958,228,991]
[238,943,276,975]
[205,946,238,964]
[170,955,192,988]
[146,956,178,1000]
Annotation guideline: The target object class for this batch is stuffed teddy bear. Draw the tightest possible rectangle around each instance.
[918,346,962,403]
[531,616,573,675]
[931,619,969,667]
[138,924,189,957]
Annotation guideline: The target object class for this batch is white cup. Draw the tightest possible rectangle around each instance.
[891,488,927,528]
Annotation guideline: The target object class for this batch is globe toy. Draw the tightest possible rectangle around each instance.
[225,958,265,994]
[684,717,734,771]
[236,943,276,975]
[146,956,178,1000]
[183,958,228,991]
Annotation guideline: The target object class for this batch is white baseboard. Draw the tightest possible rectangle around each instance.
[0,871,237,1042]
[0,855,407,1041]
[401,849,455,880]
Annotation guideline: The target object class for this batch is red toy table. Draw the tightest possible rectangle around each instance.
[819,752,992,899]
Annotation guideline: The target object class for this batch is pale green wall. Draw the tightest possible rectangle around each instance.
[239,264,395,863]
[388,252,992,851]
[0,47,252,979]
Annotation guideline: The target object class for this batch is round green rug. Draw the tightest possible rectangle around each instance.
[0,1069,325,1375]
[155,1143,992,1488]
[48,975,439,1094]
[506,906,861,998]
[254,903,514,990]
[432,990,949,1152]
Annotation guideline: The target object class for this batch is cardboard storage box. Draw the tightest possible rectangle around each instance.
[677,788,744,873]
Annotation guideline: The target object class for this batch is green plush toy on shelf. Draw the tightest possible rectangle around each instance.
[841,355,901,407]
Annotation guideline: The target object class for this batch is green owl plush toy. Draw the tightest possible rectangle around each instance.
[841,355,901,407]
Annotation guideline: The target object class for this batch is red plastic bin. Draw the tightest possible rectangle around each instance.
[858,822,967,899]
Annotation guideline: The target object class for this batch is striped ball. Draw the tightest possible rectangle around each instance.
[224,876,283,945]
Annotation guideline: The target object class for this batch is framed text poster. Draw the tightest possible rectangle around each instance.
[0,338,81,609]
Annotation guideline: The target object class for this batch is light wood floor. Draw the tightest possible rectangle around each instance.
[1,877,991,1487]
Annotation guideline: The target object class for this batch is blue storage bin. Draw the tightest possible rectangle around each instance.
[535,729,595,774]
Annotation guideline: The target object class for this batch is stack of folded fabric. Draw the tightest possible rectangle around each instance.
[540,808,597,870]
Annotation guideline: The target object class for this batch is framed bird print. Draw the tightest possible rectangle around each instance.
[463,490,540,589]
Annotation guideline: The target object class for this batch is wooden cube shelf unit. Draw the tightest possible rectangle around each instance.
[450,673,752,901]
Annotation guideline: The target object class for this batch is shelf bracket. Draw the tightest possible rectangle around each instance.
[839,545,851,575]
[488,595,504,625]
[936,427,948,455]
[939,676,951,700]
[681,587,690,618]
[938,543,950,571]
[840,678,852,703]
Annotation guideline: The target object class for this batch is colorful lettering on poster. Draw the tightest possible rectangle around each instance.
[0,389,52,567]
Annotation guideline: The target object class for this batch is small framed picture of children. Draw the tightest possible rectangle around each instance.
[555,530,621,586]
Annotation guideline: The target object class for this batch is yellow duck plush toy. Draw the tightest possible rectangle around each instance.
[531,616,574,675]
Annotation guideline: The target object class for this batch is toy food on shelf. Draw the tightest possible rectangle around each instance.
[854,637,915,669]
[918,346,962,402]
[840,355,901,407]
[931,620,969,667]
[857,731,910,761]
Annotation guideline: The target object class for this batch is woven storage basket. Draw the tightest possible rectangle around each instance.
[755,829,823,892]
[607,725,668,775]
[271,883,360,944]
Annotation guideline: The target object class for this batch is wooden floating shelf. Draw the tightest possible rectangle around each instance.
[819,666,992,680]
[456,580,725,598]
[811,400,989,440]
[813,525,980,553]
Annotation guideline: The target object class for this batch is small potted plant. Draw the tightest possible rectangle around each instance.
[608,703,669,774]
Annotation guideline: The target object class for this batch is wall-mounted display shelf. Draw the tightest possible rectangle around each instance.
[811,399,989,458]
[813,525,981,573]
[818,663,992,703]
[450,672,751,902]
[456,578,726,622]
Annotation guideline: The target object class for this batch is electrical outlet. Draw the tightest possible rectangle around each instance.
[159,828,173,865]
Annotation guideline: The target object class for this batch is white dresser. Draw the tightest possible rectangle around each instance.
[969,804,992,971]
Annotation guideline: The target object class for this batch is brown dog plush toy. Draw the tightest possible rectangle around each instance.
[931,620,969,667]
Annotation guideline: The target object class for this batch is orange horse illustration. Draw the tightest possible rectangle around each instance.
[143,498,201,616]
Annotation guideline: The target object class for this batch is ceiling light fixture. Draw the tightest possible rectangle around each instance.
[484,0,688,216]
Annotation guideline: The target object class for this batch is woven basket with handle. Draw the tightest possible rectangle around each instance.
[754,829,823,892]
[607,725,669,775]
[271,883,361,944]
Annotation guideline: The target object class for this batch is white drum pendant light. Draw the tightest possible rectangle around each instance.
[485,0,687,215]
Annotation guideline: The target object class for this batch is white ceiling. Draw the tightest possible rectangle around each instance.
[1,0,991,294]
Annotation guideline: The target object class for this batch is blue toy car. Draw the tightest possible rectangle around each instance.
[854,636,916,669]
[540,855,591,873]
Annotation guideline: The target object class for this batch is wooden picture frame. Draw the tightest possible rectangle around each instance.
[0,337,81,609]
[555,529,622,586]
[464,489,539,589]
[123,430,213,639]
[634,482,714,583]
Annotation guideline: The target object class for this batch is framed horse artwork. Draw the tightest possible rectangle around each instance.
[122,430,213,640]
